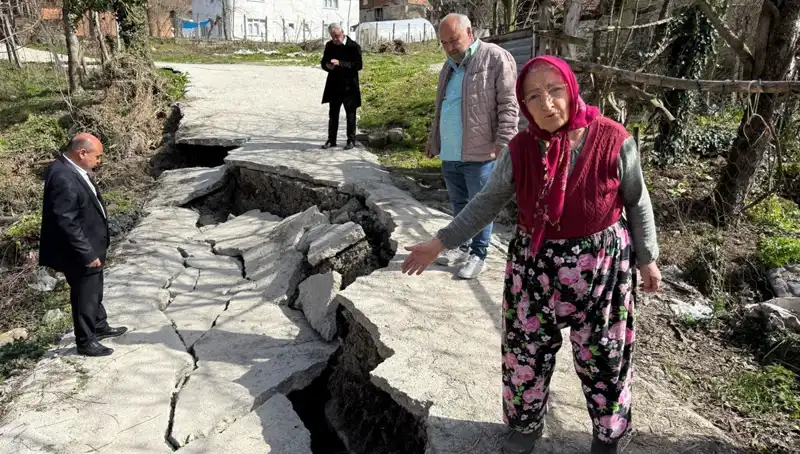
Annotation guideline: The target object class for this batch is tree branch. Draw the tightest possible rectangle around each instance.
[564,58,800,93]
[592,17,674,32]
[627,84,676,121]
[694,0,755,67]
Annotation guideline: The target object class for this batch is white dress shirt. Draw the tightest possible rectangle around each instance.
[64,155,106,218]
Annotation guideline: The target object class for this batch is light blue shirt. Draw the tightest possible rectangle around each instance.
[439,39,481,162]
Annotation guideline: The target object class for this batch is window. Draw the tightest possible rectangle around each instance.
[246,18,266,37]
[375,7,383,20]
[324,0,339,8]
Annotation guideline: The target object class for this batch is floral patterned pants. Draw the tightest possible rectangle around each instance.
[502,221,636,443]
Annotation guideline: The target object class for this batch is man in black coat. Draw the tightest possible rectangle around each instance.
[39,133,127,357]
[320,23,362,150]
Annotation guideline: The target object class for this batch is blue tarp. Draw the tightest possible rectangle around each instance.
[182,19,211,30]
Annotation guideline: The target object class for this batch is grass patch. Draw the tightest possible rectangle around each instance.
[149,38,320,66]
[714,364,800,418]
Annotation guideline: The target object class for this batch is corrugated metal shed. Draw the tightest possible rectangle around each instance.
[483,28,536,73]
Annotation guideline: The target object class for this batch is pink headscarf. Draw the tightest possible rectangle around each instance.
[513,55,600,253]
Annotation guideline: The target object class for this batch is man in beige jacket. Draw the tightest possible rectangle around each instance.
[428,13,519,279]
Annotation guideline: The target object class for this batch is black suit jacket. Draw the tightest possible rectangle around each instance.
[38,155,109,273]
[321,36,363,107]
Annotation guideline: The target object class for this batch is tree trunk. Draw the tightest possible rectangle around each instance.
[537,0,551,55]
[62,3,82,93]
[221,0,230,40]
[502,0,517,32]
[93,12,110,65]
[1,13,21,68]
[112,0,152,61]
[714,0,800,223]
[562,0,582,58]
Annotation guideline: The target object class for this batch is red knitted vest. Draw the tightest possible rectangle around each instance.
[510,116,629,239]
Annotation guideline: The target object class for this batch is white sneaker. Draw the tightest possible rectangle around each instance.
[458,254,485,279]
[436,248,469,266]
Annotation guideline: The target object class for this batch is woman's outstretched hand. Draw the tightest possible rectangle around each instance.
[401,238,446,275]
[639,262,662,293]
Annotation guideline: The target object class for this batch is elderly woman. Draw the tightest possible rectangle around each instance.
[402,55,661,454]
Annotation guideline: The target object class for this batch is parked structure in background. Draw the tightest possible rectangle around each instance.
[191,0,358,42]
[359,0,431,22]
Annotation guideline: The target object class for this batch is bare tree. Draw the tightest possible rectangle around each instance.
[63,0,82,92]
[714,0,800,223]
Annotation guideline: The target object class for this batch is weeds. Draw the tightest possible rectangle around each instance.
[714,364,800,418]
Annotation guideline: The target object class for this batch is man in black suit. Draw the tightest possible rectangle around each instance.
[39,133,127,357]
[320,23,362,150]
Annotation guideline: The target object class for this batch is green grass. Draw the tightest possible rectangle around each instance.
[358,43,442,170]
[713,364,800,419]
[149,38,321,66]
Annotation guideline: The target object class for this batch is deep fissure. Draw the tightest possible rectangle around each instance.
[161,143,426,452]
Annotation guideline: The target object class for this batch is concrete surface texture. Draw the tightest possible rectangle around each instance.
[0,61,741,454]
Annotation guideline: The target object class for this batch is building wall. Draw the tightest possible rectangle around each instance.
[359,0,430,22]
[192,0,359,42]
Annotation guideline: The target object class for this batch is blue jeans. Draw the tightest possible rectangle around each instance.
[441,159,496,259]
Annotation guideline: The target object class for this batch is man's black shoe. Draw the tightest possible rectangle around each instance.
[96,326,128,340]
[321,141,337,149]
[77,341,114,357]
[344,141,355,150]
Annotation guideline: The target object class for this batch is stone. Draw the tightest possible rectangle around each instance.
[196,209,283,255]
[168,302,338,447]
[0,328,28,346]
[297,271,342,340]
[387,127,404,144]
[42,309,65,325]
[306,222,366,266]
[745,299,800,333]
[28,268,57,292]
[330,198,363,224]
[230,250,305,303]
[368,131,389,148]
[768,268,792,298]
[144,166,229,209]
[179,394,312,454]
[668,297,714,320]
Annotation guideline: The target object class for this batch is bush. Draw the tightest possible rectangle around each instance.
[757,236,800,269]
[747,195,800,234]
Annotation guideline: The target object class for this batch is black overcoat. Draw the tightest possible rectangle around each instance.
[321,36,362,107]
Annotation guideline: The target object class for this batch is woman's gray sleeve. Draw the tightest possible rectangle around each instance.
[618,136,659,264]
[436,147,517,249]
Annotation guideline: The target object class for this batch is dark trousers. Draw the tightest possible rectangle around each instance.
[64,267,108,347]
[328,96,358,144]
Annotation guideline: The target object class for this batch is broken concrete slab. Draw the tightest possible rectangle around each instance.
[178,394,312,454]
[185,255,243,275]
[297,271,342,340]
[167,292,232,347]
[196,209,283,255]
[193,269,246,297]
[306,222,366,266]
[0,259,194,454]
[145,165,229,209]
[296,223,332,254]
[169,267,201,299]
[330,198,363,224]
[169,302,338,447]
[225,148,395,195]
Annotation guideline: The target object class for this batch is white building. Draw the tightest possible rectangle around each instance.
[191,0,359,42]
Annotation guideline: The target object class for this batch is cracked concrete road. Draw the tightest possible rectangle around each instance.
[0,59,745,454]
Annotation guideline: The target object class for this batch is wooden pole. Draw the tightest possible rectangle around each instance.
[565,57,800,93]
